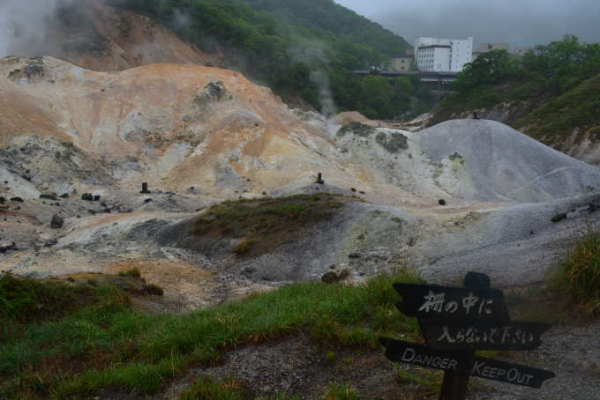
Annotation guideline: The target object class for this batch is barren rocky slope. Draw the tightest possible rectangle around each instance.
[3,0,221,72]
[2,55,600,308]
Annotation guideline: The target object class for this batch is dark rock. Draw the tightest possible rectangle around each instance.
[351,188,357,192]
[0,241,17,253]
[0,197,5,204]
[144,198,153,204]
[81,193,94,201]
[337,122,376,138]
[316,173,325,185]
[321,269,351,284]
[144,284,164,296]
[93,195,101,201]
[50,214,64,229]
[359,191,366,195]
[140,182,151,194]
[375,132,408,153]
[438,199,447,206]
[44,239,58,247]
[348,253,361,259]
[551,213,567,223]
[60,193,70,199]
[10,197,24,202]
[194,81,232,107]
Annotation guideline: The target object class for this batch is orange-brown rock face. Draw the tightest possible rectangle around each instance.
[5,0,222,72]
[0,56,362,197]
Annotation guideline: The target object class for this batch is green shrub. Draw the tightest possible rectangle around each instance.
[550,232,600,315]
[119,268,141,278]
[0,273,101,323]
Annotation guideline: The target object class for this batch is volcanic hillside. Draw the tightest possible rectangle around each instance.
[1,4,600,400]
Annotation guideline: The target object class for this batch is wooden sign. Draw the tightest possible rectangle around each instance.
[394,283,509,322]
[419,320,552,351]
[472,357,556,388]
[381,272,555,400]
[380,338,472,372]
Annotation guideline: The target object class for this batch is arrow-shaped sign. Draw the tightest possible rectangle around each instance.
[419,320,552,351]
[381,338,555,389]
[471,357,555,388]
[380,338,472,372]
[394,283,510,322]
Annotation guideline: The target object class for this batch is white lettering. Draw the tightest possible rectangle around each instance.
[401,348,415,362]
[507,368,520,382]
[472,360,485,376]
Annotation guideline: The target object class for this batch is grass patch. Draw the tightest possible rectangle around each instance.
[322,383,359,400]
[0,273,121,324]
[179,377,251,400]
[191,194,347,258]
[0,270,422,399]
[118,267,141,278]
[548,232,600,316]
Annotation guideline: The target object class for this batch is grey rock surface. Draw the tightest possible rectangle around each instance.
[416,120,600,202]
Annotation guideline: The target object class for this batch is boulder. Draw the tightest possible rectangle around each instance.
[51,215,64,229]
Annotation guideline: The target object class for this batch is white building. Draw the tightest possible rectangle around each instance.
[414,37,473,72]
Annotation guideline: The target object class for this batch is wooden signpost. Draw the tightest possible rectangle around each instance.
[381,272,555,400]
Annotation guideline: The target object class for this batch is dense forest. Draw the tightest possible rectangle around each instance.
[433,35,600,141]
[109,0,432,119]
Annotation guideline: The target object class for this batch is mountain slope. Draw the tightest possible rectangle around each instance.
[240,0,409,58]
[109,0,416,118]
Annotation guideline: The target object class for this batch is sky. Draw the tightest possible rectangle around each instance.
[335,0,600,48]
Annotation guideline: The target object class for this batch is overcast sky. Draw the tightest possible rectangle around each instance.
[335,0,600,48]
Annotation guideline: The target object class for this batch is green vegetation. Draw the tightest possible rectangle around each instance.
[322,383,359,400]
[192,194,345,257]
[549,232,600,316]
[0,270,423,399]
[520,73,600,143]
[109,0,430,119]
[118,267,141,278]
[179,377,251,399]
[433,36,600,139]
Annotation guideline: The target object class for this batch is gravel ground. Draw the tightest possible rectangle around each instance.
[469,320,600,400]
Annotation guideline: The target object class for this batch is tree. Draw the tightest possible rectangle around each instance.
[454,50,517,91]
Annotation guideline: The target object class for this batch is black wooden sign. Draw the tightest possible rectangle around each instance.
[419,320,552,351]
[471,357,556,389]
[380,338,472,372]
[381,272,555,400]
[394,283,509,322]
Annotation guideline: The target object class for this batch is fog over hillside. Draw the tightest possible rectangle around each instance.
[0,0,73,57]
[335,0,600,47]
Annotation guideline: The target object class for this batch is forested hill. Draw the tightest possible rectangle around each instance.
[109,0,422,119]
[240,0,409,58]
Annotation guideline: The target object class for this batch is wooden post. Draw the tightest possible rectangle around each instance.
[439,272,488,400]
[439,350,474,400]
